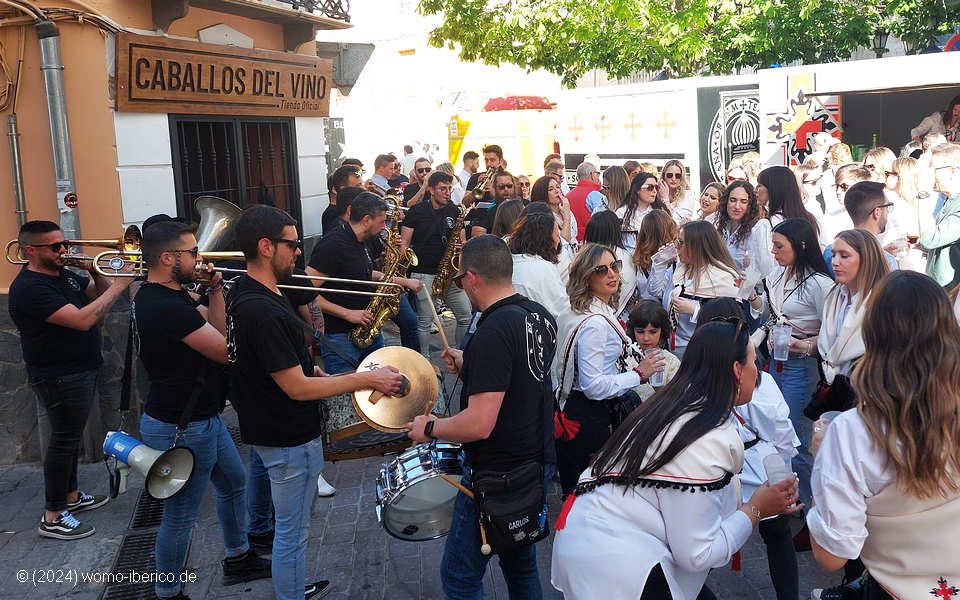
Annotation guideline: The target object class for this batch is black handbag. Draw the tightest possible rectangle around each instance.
[804,363,857,420]
[471,462,549,555]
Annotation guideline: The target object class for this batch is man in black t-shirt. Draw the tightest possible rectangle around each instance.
[465,144,504,205]
[402,157,432,207]
[132,221,270,597]
[466,170,517,238]
[400,171,473,355]
[227,205,403,600]
[8,220,131,540]
[407,235,557,597]
[305,193,422,374]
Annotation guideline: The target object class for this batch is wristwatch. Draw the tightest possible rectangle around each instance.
[746,502,761,521]
[423,419,438,440]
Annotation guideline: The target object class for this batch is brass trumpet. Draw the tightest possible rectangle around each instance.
[5,225,142,265]
[92,249,403,298]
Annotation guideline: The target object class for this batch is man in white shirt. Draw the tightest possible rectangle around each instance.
[400,144,418,179]
[458,150,478,190]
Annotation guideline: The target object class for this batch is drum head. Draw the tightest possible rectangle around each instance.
[353,347,439,432]
[381,473,461,541]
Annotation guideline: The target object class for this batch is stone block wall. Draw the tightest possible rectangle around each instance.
[0,293,146,465]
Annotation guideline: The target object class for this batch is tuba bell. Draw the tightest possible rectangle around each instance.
[194,196,243,252]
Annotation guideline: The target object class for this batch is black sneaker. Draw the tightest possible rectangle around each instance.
[221,549,272,586]
[66,491,109,514]
[247,530,274,554]
[811,576,865,599]
[38,510,95,540]
[305,580,331,599]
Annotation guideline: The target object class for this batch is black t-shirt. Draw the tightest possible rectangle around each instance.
[227,275,321,447]
[308,225,374,334]
[460,294,558,471]
[402,200,461,274]
[133,284,225,423]
[8,267,102,380]
[402,182,430,206]
[466,172,494,204]
[465,201,497,239]
[321,205,342,235]
[279,267,320,310]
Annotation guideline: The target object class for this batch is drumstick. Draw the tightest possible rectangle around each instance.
[420,288,450,350]
[440,474,491,555]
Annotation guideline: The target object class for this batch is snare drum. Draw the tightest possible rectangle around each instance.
[376,442,463,541]
[319,393,410,461]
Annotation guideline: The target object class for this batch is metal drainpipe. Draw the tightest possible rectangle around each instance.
[8,114,26,226]
[36,20,80,240]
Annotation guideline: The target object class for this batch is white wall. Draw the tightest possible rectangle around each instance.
[113,112,177,227]
[295,117,329,238]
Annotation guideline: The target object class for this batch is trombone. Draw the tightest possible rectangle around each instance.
[5,225,142,265]
[92,249,404,298]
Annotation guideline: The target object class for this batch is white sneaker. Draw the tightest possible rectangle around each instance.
[316,474,336,497]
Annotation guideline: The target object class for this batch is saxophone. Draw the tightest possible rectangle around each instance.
[349,194,418,348]
[431,205,466,298]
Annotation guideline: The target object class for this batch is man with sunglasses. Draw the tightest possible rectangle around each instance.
[132,220,273,599]
[464,171,516,239]
[403,157,433,207]
[227,205,402,600]
[8,220,132,540]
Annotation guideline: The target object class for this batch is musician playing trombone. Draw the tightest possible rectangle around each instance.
[227,205,403,600]
[8,220,130,541]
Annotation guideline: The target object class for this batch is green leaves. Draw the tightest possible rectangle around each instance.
[418,0,960,86]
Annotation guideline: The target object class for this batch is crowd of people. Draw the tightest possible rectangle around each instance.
[7,127,960,600]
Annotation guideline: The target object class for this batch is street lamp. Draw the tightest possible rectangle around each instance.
[903,38,920,54]
[872,29,890,58]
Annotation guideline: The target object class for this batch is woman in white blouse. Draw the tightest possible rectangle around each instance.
[808,271,960,600]
[508,212,570,319]
[584,211,637,321]
[748,218,834,507]
[632,209,679,304]
[554,243,665,494]
[654,221,741,358]
[715,181,776,280]
[658,159,698,221]
[617,171,665,251]
[552,319,801,599]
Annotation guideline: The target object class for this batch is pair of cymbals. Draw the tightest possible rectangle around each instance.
[352,346,438,433]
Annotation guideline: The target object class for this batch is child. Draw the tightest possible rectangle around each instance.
[625,300,681,400]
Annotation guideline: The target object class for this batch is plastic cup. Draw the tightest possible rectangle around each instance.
[819,410,843,424]
[653,244,678,265]
[762,453,792,484]
[771,324,792,362]
[643,349,665,386]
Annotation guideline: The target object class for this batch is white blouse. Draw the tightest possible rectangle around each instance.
[511,253,570,320]
[758,268,834,336]
[722,218,776,279]
[573,304,641,401]
[806,409,895,560]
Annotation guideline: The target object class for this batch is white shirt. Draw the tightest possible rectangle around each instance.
[760,268,834,336]
[450,180,465,206]
[806,409,896,560]
[457,168,473,190]
[511,254,570,321]
[400,154,419,177]
[722,218,776,279]
[573,305,642,400]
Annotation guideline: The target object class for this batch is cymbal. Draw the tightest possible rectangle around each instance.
[352,346,438,433]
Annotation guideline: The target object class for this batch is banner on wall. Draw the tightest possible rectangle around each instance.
[697,85,760,189]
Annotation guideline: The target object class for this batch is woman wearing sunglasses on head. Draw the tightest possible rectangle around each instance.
[655,221,741,359]
[551,317,801,600]
[554,243,667,495]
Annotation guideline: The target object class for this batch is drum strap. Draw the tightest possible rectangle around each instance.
[313,333,360,369]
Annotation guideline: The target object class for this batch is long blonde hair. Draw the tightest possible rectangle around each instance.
[567,243,618,313]
[661,159,688,205]
[680,221,740,289]
[892,157,919,205]
[853,271,960,498]
[833,229,890,308]
[863,147,896,182]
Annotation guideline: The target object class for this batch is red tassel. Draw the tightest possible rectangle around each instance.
[763,359,770,373]
[732,550,741,571]
[776,360,783,373]
[554,411,581,441]
[671,330,676,351]
[555,492,577,530]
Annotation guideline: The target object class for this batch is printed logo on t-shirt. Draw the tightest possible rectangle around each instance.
[226,312,237,364]
[444,216,456,230]
[525,312,557,383]
[66,276,81,291]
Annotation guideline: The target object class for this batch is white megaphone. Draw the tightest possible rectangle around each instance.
[103,431,194,500]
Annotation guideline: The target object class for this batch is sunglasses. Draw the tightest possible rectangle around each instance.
[272,238,301,250]
[496,184,515,190]
[834,182,851,192]
[30,240,69,251]
[453,272,466,289]
[592,259,622,276]
[640,184,658,192]
[664,172,681,179]
[884,171,898,178]
[165,247,200,258]
[416,167,431,174]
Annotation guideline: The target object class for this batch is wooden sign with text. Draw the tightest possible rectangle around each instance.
[116,32,331,117]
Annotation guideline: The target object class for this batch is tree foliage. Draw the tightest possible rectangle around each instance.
[417,0,960,86]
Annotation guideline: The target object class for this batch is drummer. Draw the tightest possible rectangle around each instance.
[226,205,403,600]
[407,235,558,597]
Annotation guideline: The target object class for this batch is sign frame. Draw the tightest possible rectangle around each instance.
[116,32,332,118]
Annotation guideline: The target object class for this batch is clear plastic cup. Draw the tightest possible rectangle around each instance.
[652,243,678,265]
[771,324,792,362]
[819,410,843,424]
[762,453,792,484]
[643,348,665,386]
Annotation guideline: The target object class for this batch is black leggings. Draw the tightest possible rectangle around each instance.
[758,515,799,600]
[641,564,718,599]
[556,391,612,495]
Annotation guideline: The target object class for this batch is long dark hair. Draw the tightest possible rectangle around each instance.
[584,210,624,250]
[633,209,678,276]
[771,218,832,301]
[943,95,960,127]
[529,176,552,205]
[622,172,668,230]
[759,166,820,237]
[626,299,672,349]
[591,320,750,479]
[716,180,762,247]
[508,212,559,263]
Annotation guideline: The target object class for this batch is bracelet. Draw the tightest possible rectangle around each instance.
[206,283,222,295]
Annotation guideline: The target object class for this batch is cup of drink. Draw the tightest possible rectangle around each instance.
[819,410,843,424]
[643,349,665,386]
[771,324,792,362]
[653,243,678,265]
[907,234,919,245]
[762,453,792,484]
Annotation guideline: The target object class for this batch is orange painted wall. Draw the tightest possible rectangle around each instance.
[0,1,316,290]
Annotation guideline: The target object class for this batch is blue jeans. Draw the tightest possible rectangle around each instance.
[30,369,99,512]
[392,293,421,352]
[252,437,325,600]
[441,463,556,599]
[247,446,274,536]
[319,331,384,375]
[410,273,474,353]
[139,413,249,598]
[769,355,817,505]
